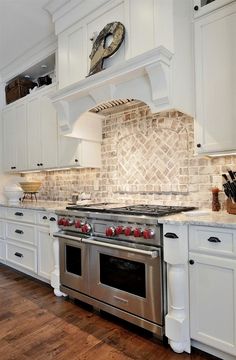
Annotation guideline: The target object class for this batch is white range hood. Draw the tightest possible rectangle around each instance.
[50,46,173,136]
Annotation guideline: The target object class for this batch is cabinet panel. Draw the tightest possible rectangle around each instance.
[189,252,236,355]
[194,3,236,154]
[15,103,28,170]
[193,0,234,18]
[6,242,37,273]
[58,136,81,167]
[0,240,6,262]
[37,227,54,280]
[6,222,36,246]
[27,96,41,169]
[5,208,36,224]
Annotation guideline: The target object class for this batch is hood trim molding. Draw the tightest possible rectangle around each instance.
[50,46,173,135]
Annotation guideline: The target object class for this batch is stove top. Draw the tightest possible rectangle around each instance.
[66,203,196,217]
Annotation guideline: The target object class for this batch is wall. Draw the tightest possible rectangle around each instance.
[23,105,236,209]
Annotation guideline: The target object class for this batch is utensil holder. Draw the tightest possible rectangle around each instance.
[226,199,236,215]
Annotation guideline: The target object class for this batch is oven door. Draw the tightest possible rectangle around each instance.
[57,233,89,295]
[83,237,163,325]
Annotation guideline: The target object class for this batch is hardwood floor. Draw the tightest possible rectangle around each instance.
[0,264,217,360]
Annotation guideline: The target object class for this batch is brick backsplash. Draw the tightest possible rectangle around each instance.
[23,105,236,209]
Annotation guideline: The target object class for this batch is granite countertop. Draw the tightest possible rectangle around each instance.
[0,200,68,212]
[158,209,236,228]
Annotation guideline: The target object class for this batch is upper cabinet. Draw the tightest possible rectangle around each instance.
[194,2,236,155]
[193,0,235,17]
[27,86,58,170]
[3,102,27,172]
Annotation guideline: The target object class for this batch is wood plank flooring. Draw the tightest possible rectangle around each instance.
[0,264,217,360]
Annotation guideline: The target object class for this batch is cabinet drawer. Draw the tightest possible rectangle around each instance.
[6,242,37,273]
[5,208,36,224]
[189,225,236,257]
[37,212,50,227]
[6,222,36,245]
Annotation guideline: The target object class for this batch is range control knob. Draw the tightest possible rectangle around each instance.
[124,227,132,236]
[115,226,123,235]
[133,228,142,237]
[63,218,70,227]
[81,223,92,233]
[143,229,155,239]
[106,227,116,237]
[58,218,65,226]
[75,220,81,228]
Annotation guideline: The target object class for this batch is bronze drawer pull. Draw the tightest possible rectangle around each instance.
[14,252,23,258]
[208,237,221,243]
[15,212,23,216]
[15,229,24,235]
[164,232,179,239]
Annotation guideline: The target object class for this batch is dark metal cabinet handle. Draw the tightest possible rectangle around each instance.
[11,166,16,169]
[15,229,24,235]
[15,212,23,216]
[194,5,199,11]
[164,232,179,239]
[208,237,221,243]
[196,143,201,148]
[37,163,40,166]
[42,216,47,220]
[189,259,195,265]
[50,217,56,222]
[40,163,43,166]
[75,159,78,163]
[14,252,23,258]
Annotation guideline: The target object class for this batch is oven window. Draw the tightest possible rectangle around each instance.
[66,245,81,276]
[100,254,146,297]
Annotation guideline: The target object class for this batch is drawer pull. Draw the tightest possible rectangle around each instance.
[50,217,56,222]
[208,237,221,243]
[14,252,23,258]
[164,232,179,239]
[15,229,24,235]
[15,212,23,216]
[42,216,47,220]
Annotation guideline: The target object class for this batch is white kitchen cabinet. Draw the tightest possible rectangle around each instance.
[189,225,236,357]
[37,226,54,281]
[194,2,236,154]
[2,101,27,172]
[193,0,235,17]
[27,85,58,170]
[0,219,6,262]
[58,136,101,168]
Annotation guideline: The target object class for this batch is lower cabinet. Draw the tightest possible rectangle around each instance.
[6,241,37,273]
[37,227,54,281]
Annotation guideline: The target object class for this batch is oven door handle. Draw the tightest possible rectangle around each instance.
[81,238,160,258]
[53,232,83,242]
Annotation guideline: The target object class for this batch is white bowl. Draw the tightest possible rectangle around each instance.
[4,187,23,204]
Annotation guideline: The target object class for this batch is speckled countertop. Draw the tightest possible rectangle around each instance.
[0,200,68,212]
[158,210,236,228]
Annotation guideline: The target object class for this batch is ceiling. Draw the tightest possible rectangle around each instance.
[0,0,54,74]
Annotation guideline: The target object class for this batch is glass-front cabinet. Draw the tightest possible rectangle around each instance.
[193,0,234,17]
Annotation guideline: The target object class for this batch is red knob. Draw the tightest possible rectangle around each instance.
[75,220,81,228]
[106,227,115,237]
[81,223,91,233]
[115,226,123,235]
[124,227,132,236]
[58,218,64,226]
[133,228,142,237]
[143,229,155,239]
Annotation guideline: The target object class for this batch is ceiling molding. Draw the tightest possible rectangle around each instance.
[0,34,57,83]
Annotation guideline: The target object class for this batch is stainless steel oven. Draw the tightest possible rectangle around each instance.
[54,204,194,338]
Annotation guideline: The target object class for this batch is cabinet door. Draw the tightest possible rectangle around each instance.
[189,252,236,356]
[15,102,27,170]
[58,135,81,167]
[193,0,234,18]
[37,227,54,281]
[40,93,58,169]
[27,96,42,169]
[194,3,236,154]
[3,106,17,171]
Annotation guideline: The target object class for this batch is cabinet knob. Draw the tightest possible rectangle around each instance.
[194,5,199,11]
[196,143,201,148]
[50,217,56,222]
[75,159,78,163]
[40,163,43,166]
[189,259,195,265]
[43,216,47,220]
[37,163,40,166]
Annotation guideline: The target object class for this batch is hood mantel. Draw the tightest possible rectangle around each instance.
[50,46,173,135]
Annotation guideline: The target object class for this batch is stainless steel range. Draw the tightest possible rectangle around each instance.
[54,204,194,338]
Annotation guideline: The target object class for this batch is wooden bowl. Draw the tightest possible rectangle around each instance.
[19,181,42,193]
